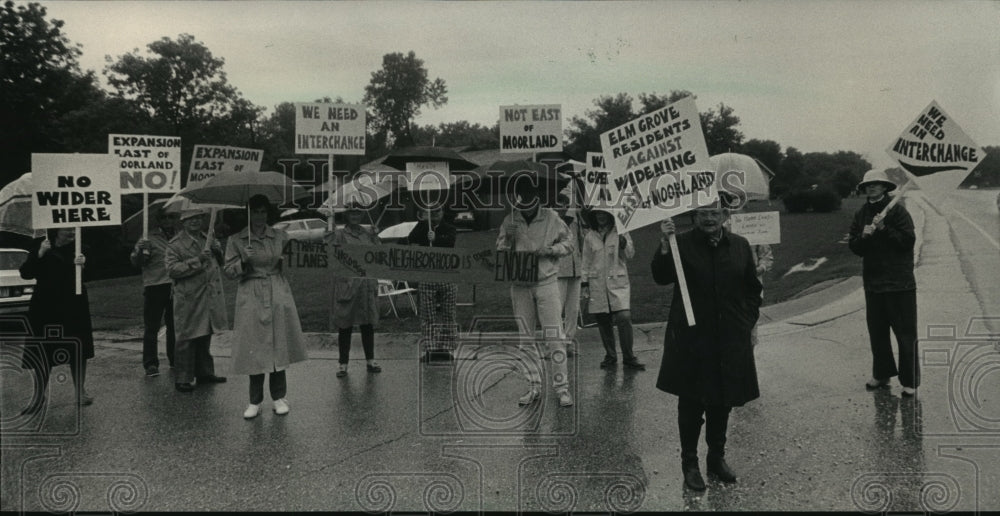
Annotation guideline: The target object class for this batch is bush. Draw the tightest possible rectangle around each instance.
[782,186,842,213]
[782,191,811,213]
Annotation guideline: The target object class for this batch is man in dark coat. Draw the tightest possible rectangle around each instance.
[651,201,762,491]
[848,170,918,396]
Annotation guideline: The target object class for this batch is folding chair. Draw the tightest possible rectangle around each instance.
[377,279,418,318]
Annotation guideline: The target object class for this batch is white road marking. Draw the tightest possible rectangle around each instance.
[951,208,1000,250]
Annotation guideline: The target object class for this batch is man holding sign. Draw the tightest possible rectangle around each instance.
[652,200,762,491]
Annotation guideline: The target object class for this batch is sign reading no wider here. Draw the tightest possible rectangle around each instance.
[499,104,562,153]
[32,153,122,229]
[295,102,367,155]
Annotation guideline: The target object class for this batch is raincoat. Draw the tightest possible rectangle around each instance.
[165,231,228,341]
[325,224,381,329]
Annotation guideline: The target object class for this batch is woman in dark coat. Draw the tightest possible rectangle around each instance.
[651,202,762,491]
[19,227,95,415]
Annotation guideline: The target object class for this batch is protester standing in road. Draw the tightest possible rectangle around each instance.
[406,204,458,362]
[326,202,382,377]
[18,228,94,415]
[652,201,762,491]
[496,180,575,408]
[582,208,644,371]
[165,208,228,393]
[225,195,308,419]
[554,193,585,352]
[848,170,919,396]
[131,209,179,377]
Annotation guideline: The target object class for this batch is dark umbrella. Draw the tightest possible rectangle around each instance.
[381,146,479,171]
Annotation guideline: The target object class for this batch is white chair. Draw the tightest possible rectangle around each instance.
[377,279,418,318]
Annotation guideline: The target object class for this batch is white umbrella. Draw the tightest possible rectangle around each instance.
[710,153,772,202]
[378,221,418,240]
[0,173,44,238]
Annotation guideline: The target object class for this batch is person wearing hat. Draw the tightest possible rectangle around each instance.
[554,193,585,351]
[582,207,644,371]
[496,178,575,408]
[165,208,228,393]
[325,201,382,377]
[130,208,179,377]
[653,199,763,491]
[848,169,918,397]
[224,194,309,419]
[406,203,458,362]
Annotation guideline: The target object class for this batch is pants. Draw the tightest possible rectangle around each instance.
[511,281,569,392]
[249,370,287,404]
[418,282,457,352]
[142,283,175,369]
[26,357,86,409]
[595,310,635,361]
[865,290,919,388]
[174,334,216,384]
[338,325,374,364]
[678,396,732,468]
[557,277,582,342]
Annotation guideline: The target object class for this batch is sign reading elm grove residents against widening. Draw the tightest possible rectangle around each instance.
[187,145,263,187]
[886,100,983,177]
[109,134,182,193]
[599,96,716,232]
[499,104,562,153]
[295,103,366,155]
[729,211,781,246]
[281,240,539,284]
[32,153,121,228]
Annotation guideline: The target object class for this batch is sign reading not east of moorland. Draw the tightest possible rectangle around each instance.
[499,104,562,153]
[295,102,367,155]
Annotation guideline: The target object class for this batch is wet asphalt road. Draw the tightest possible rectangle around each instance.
[2,191,999,512]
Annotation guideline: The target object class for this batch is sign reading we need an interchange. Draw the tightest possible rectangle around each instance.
[187,145,263,187]
[32,153,122,229]
[886,100,983,177]
[295,102,366,155]
[599,96,717,232]
[499,104,562,153]
[729,211,781,246]
[110,134,182,193]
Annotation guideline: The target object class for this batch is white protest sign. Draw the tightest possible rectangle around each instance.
[599,96,716,233]
[886,101,983,179]
[582,152,615,208]
[109,134,182,194]
[32,153,121,228]
[295,102,367,155]
[406,161,450,191]
[187,145,263,187]
[499,104,562,153]
[729,211,781,245]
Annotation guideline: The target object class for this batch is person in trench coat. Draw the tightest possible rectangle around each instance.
[18,227,94,415]
[224,194,308,419]
[325,202,381,377]
[651,201,762,491]
[581,208,644,370]
[165,208,228,393]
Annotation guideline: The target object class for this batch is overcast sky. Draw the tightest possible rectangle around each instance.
[43,0,1000,170]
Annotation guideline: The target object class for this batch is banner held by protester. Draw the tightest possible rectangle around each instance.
[729,211,781,245]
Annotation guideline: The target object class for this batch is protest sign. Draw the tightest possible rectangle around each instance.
[499,104,562,153]
[406,161,450,191]
[32,153,121,229]
[729,211,781,245]
[886,100,983,178]
[109,134,182,193]
[187,145,263,187]
[294,102,366,155]
[598,96,716,233]
[582,151,615,207]
[282,240,540,284]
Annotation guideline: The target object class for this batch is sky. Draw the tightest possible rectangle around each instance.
[41,0,1000,171]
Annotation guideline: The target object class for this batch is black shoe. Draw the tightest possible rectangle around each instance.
[197,375,227,384]
[427,350,454,362]
[145,366,160,377]
[366,363,382,373]
[599,357,617,369]
[175,382,194,393]
[682,466,706,491]
[623,359,646,371]
[707,458,737,483]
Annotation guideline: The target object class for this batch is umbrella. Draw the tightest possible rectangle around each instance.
[378,221,418,241]
[381,146,479,172]
[121,197,185,244]
[0,173,44,238]
[710,153,772,202]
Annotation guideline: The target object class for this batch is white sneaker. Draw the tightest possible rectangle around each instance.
[901,387,917,397]
[518,389,540,406]
[274,398,290,415]
[243,404,261,419]
[558,390,574,407]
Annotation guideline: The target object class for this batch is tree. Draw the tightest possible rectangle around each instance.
[772,146,805,198]
[739,139,783,177]
[363,51,447,148]
[564,93,635,158]
[0,1,104,182]
[701,103,743,155]
[410,120,500,149]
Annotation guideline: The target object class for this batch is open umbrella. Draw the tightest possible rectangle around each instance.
[378,221,419,241]
[121,197,181,245]
[0,173,44,238]
[710,153,772,202]
[381,146,479,172]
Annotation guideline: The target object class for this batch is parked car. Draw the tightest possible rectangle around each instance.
[273,218,327,242]
[0,248,34,314]
[453,210,475,231]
